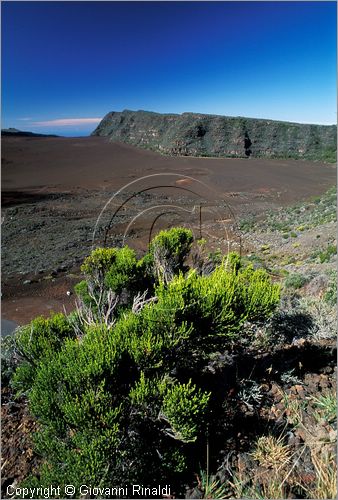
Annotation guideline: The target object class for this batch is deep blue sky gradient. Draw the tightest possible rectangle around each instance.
[2,1,337,136]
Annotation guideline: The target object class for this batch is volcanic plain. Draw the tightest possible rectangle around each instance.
[2,135,336,327]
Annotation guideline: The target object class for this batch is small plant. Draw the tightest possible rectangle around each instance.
[318,244,337,263]
[284,272,308,289]
[239,215,256,232]
[251,435,291,470]
[324,271,337,306]
[280,390,305,428]
[12,313,75,393]
[197,469,228,499]
[299,450,337,499]
[300,296,336,340]
[160,380,210,443]
[237,379,264,411]
[311,392,336,424]
[280,369,302,386]
[147,227,193,283]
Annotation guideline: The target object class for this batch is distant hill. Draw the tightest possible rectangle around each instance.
[1,128,59,138]
[92,110,337,162]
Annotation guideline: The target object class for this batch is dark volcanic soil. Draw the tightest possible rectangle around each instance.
[2,136,335,196]
[2,136,336,327]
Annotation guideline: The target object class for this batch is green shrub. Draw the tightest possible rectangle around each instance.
[239,216,256,232]
[75,246,151,321]
[310,244,337,264]
[15,313,73,363]
[79,246,143,294]
[12,313,75,393]
[147,227,193,282]
[9,229,281,494]
[284,273,308,290]
[80,247,118,277]
[318,244,337,263]
[161,380,210,442]
[149,227,193,259]
[74,279,91,305]
[104,246,140,293]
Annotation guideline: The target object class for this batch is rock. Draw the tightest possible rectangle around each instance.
[185,487,203,499]
[318,374,330,390]
[287,430,299,447]
[321,366,334,375]
[291,384,305,397]
[270,383,282,400]
[23,280,31,285]
[292,337,307,347]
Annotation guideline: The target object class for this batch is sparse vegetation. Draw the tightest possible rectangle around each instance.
[195,469,228,499]
[242,185,337,234]
[284,272,308,289]
[324,270,337,305]
[311,243,337,263]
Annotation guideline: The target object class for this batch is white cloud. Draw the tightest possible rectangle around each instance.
[32,118,102,127]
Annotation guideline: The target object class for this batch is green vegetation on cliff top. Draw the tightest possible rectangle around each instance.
[92,110,337,162]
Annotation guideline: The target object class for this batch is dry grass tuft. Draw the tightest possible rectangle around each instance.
[298,450,337,499]
[251,434,291,470]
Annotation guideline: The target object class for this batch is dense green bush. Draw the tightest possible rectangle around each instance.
[10,228,280,496]
[161,380,210,443]
[12,313,75,393]
[75,246,148,309]
[146,227,193,282]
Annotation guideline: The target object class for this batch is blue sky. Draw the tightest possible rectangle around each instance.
[2,1,336,136]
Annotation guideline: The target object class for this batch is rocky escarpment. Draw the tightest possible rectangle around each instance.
[92,110,337,162]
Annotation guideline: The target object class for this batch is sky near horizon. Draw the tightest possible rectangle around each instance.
[2,1,337,137]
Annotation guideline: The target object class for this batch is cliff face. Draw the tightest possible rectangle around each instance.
[92,110,337,162]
